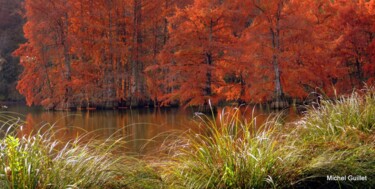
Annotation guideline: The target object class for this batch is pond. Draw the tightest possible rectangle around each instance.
[1,104,299,154]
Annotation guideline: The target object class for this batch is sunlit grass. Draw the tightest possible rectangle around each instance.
[0,89,374,188]
[155,90,374,188]
[302,90,374,136]
[0,119,162,189]
[288,89,375,188]
[156,108,298,189]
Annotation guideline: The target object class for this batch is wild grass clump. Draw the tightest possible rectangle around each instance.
[297,89,375,153]
[302,90,374,137]
[157,90,375,188]
[290,90,375,188]
[158,108,297,189]
[0,118,162,189]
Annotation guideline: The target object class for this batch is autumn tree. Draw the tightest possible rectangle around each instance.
[233,0,342,107]
[14,0,375,109]
[329,0,375,88]
[143,0,194,106]
[16,0,193,109]
[14,0,74,109]
[155,0,240,107]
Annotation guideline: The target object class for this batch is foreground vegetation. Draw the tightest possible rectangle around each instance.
[158,91,374,188]
[0,119,162,189]
[0,90,374,188]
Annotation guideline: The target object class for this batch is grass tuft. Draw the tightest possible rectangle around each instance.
[290,90,375,188]
[302,90,375,137]
[158,108,296,189]
[0,118,162,189]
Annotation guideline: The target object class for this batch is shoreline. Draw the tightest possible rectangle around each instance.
[0,100,25,105]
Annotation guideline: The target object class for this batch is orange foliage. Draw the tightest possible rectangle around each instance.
[156,0,240,106]
[329,0,375,87]
[13,0,375,108]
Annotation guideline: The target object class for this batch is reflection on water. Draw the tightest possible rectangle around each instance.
[3,105,299,154]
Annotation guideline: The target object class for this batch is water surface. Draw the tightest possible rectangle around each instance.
[3,104,299,154]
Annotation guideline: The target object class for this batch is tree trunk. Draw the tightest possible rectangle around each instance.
[205,19,213,97]
[163,0,169,45]
[131,0,145,106]
[42,45,54,108]
[355,57,364,87]
[62,11,73,109]
[270,1,288,109]
[105,0,116,109]
[205,52,212,96]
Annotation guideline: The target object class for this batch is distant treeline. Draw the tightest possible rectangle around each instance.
[13,0,375,110]
[0,0,25,101]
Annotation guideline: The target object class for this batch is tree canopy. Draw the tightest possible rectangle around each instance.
[12,0,375,109]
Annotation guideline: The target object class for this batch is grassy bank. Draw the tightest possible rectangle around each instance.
[155,109,292,188]
[289,91,375,188]
[0,90,374,188]
[0,121,162,189]
[156,91,374,188]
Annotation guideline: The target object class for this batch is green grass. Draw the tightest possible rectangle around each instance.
[0,89,374,188]
[302,90,375,136]
[156,91,374,188]
[156,108,297,189]
[288,90,375,188]
[0,121,162,189]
